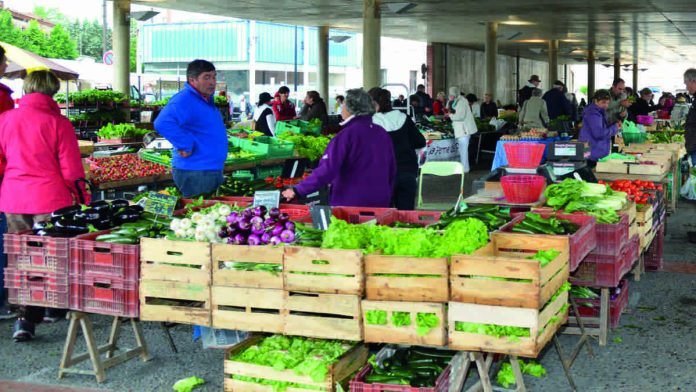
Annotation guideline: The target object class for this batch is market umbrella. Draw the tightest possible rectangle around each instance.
[0,41,79,80]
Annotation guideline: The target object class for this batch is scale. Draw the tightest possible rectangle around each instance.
[545,141,596,182]
[143,132,173,150]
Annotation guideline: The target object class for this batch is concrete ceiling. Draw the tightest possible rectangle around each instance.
[132,0,696,65]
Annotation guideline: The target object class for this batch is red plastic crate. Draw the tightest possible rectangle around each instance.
[5,268,69,308]
[212,196,253,205]
[331,206,396,224]
[70,275,139,318]
[645,224,664,271]
[590,213,629,256]
[502,211,597,272]
[70,231,140,281]
[378,210,443,227]
[574,279,629,329]
[350,364,451,392]
[4,232,71,274]
[570,235,639,288]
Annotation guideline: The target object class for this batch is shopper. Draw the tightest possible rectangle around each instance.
[671,96,689,125]
[432,92,446,116]
[415,84,433,115]
[410,95,424,118]
[629,88,661,121]
[578,89,622,166]
[371,88,426,210]
[448,86,478,173]
[252,92,276,137]
[518,75,541,108]
[155,59,228,197]
[298,90,328,125]
[281,88,396,207]
[683,69,696,165]
[466,94,481,119]
[480,93,498,119]
[0,45,12,319]
[0,70,88,341]
[272,86,296,121]
[393,94,407,113]
[519,88,549,128]
[606,78,631,124]
[542,80,572,120]
[334,95,345,114]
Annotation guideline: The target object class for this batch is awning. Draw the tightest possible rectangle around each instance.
[1,41,79,80]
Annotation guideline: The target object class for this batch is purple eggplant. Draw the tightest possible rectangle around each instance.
[237,219,251,231]
[251,225,266,236]
[269,236,282,246]
[284,221,296,231]
[242,208,254,220]
[226,227,237,237]
[253,206,267,218]
[233,233,247,245]
[250,216,264,226]
[247,234,261,246]
[218,229,229,238]
[226,237,236,245]
[226,212,239,224]
[261,232,272,244]
[280,230,296,243]
[277,212,290,223]
[268,208,281,219]
[272,224,285,236]
[264,218,276,227]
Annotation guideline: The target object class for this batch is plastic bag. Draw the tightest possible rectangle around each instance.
[622,120,639,134]
[680,175,696,200]
[199,327,249,349]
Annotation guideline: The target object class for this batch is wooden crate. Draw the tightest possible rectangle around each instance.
[628,162,668,176]
[284,292,362,341]
[139,280,210,326]
[448,291,569,358]
[629,220,639,239]
[596,160,628,174]
[212,244,284,289]
[641,227,655,251]
[364,255,448,302]
[140,238,211,285]
[621,201,636,225]
[636,204,654,225]
[450,235,569,309]
[224,335,369,392]
[283,246,364,295]
[361,300,446,347]
[211,287,284,333]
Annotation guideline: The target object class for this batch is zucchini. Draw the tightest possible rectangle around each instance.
[101,237,139,244]
[364,374,409,385]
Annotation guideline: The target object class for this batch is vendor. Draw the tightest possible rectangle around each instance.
[432,92,446,116]
[272,86,296,121]
[298,90,328,125]
[448,86,478,173]
[281,88,396,207]
[480,93,498,119]
[628,88,661,122]
[578,89,622,167]
[154,59,228,197]
[252,92,276,137]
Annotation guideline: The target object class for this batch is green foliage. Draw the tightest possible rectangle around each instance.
[0,11,19,45]
[497,360,546,388]
[277,132,331,161]
[0,10,77,60]
[97,123,149,139]
[391,312,411,327]
[55,89,127,106]
[365,310,387,325]
[49,24,78,60]
[215,95,229,106]
[415,313,439,336]
[18,20,50,57]
[526,249,561,267]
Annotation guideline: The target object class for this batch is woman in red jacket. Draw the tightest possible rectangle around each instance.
[0,70,88,341]
[0,45,13,320]
[272,86,296,121]
[432,91,446,115]
[0,46,13,113]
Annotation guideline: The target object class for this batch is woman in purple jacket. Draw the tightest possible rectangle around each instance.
[578,89,622,167]
[281,88,396,207]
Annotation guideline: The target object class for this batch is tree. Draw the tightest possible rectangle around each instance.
[19,20,50,57]
[0,10,19,46]
[49,24,78,59]
[130,23,138,72]
[33,6,70,27]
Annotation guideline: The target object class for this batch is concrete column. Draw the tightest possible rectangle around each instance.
[632,63,638,92]
[249,21,257,109]
[588,50,595,99]
[427,43,447,97]
[318,26,330,101]
[613,56,621,81]
[548,40,559,84]
[362,0,381,89]
[112,0,130,97]
[485,22,498,98]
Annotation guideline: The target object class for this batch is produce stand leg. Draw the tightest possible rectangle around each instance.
[449,352,471,391]
[599,288,610,346]
[462,352,493,392]
[508,356,526,392]
[58,312,81,380]
[106,317,122,359]
[558,297,595,366]
[632,253,645,281]
[463,353,495,392]
[161,322,178,354]
[553,336,578,392]
[131,318,151,362]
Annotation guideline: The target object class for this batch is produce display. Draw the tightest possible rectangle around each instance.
[365,310,441,336]
[55,90,127,106]
[648,131,685,143]
[88,154,169,185]
[277,132,331,161]
[431,204,510,231]
[229,335,356,389]
[544,179,628,223]
[604,179,662,205]
[500,128,547,141]
[599,153,637,162]
[32,200,143,237]
[361,347,455,387]
[97,123,150,141]
[321,217,489,257]
[510,213,579,235]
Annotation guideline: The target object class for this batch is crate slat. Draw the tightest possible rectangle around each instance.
[212,286,284,333]
[140,238,211,285]
[361,300,446,346]
[139,279,210,326]
[365,255,448,302]
[284,292,362,341]
[284,246,364,295]
[212,244,284,289]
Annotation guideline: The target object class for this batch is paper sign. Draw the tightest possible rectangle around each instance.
[253,191,280,208]
[310,205,333,230]
[144,192,178,217]
[554,144,577,157]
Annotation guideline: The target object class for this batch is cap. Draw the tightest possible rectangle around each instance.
[640,88,653,96]
[258,92,273,104]
[553,80,565,87]
[529,75,541,83]
[448,86,459,97]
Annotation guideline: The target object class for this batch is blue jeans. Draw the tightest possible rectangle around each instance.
[0,213,5,306]
[172,169,224,198]
[691,151,696,166]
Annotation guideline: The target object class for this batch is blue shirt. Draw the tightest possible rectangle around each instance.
[154,83,228,171]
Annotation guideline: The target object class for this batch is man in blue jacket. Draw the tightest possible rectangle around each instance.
[542,80,572,121]
[155,59,228,197]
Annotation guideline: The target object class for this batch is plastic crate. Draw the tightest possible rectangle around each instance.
[622,132,648,145]
[274,120,302,135]
[502,211,597,272]
[298,120,322,135]
[350,363,451,392]
[378,210,443,227]
[231,136,295,159]
[7,253,70,275]
[70,275,138,318]
[645,224,664,271]
[571,235,638,288]
[574,279,629,329]
[4,231,71,259]
[70,231,140,281]
[332,206,397,224]
[500,175,546,203]
[5,268,69,308]
[590,213,629,256]
[254,165,284,180]
[504,143,546,168]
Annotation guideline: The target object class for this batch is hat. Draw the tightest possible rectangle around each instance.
[529,75,541,83]
[258,92,273,105]
[677,96,687,103]
[448,86,459,97]
[640,88,653,96]
[553,80,565,88]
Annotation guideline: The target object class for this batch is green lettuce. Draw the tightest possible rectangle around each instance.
[416,313,440,336]
[365,310,387,325]
[392,312,411,327]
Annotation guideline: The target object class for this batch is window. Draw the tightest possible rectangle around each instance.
[409,71,418,92]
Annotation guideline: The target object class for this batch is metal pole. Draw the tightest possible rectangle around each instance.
[515,54,520,104]
[159,77,162,99]
[294,25,298,93]
[102,0,107,57]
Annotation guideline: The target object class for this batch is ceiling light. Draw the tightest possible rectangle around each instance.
[128,10,159,21]
[512,39,547,43]
[384,2,417,14]
[329,35,351,43]
[561,39,584,43]
[500,20,536,26]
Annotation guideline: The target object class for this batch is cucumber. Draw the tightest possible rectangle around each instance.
[101,237,139,244]
[364,374,409,385]
[95,234,127,241]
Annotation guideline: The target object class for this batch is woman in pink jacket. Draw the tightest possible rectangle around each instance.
[0,70,88,342]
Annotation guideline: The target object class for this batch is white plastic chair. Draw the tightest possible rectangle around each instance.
[417,161,465,210]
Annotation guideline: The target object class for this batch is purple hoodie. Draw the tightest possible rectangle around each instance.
[295,115,396,207]
[578,103,620,161]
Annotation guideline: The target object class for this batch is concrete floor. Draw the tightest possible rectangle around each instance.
[1,164,694,392]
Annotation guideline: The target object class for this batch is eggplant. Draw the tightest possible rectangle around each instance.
[109,199,129,210]
[74,208,102,224]
[54,219,89,235]
[93,217,113,230]
[36,228,74,238]
[50,205,81,221]
[32,221,49,234]
[89,200,111,217]
[126,205,144,213]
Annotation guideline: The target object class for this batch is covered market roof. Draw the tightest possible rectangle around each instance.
[132,0,696,65]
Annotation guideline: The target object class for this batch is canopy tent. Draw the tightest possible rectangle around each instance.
[1,41,79,80]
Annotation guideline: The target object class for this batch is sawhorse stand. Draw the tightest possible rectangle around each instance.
[448,351,529,392]
[563,288,611,346]
[58,311,151,383]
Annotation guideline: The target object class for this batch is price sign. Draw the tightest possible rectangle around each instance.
[144,192,178,217]
[310,205,333,230]
[554,144,577,157]
[253,191,280,208]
